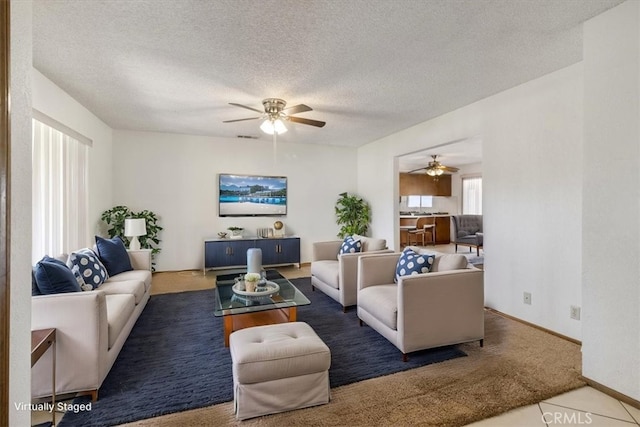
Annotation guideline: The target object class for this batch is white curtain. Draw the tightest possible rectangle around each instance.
[32,119,89,262]
[462,176,482,215]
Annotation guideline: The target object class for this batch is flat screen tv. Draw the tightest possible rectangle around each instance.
[218,173,287,217]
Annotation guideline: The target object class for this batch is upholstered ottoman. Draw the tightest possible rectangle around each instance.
[229,322,331,420]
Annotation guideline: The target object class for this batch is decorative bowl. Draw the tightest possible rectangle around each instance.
[232,280,280,297]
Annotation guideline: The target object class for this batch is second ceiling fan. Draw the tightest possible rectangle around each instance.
[223,98,326,135]
[409,155,460,176]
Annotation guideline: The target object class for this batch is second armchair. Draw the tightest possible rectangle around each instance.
[311,234,391,311]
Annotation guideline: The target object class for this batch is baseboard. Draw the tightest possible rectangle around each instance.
[484,308,581,346]
[580,376,640,410]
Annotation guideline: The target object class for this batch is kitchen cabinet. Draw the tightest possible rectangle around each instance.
[204,237,300,272]
[399,173,451,196]
[399,173,422,195]
[434,216,451,244]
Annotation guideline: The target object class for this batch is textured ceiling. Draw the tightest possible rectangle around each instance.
[33,0,622,154]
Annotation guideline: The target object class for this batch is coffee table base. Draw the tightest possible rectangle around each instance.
[223,307,297,347]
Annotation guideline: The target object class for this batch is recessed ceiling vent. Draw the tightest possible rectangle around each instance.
[236,135,259,139]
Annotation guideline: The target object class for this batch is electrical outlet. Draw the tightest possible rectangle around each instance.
[570,305,581,320]
[523,292,532,305]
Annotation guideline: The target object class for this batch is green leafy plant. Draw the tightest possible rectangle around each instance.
[100,205,163,269]
[335,192,372,238]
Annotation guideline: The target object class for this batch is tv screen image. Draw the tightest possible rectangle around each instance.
[219,174,287,217]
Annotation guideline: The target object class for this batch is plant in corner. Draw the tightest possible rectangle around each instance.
[100,205,163,270]
[335,192,372,238]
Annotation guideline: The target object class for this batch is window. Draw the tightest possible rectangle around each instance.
[407,195,433,208]
[32,114,90,262]
[462,176,482,214]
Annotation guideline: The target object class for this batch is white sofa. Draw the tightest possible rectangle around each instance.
[311,234,392,311]
[357,249,484,361]
[31,249,152,401]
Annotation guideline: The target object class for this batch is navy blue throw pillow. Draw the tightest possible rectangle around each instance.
[34,258,82,295]
[68,248,109,289]
[339,236,362,256]
[395,247,435,282]
[95,236,133,276]
[32,269,42,296]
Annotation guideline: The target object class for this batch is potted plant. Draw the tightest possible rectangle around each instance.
[243,272,261,292]
[100,205,163,270]
[335,192,371,238]
[228,226,244,239]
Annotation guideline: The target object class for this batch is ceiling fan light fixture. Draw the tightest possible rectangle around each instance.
[426,167,443,176]
[260,118,288,135]
[273,118,287,134]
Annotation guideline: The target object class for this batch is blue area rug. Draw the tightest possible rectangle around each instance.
[59,277,465,426]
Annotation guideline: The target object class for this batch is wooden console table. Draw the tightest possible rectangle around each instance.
[32,328,56,426]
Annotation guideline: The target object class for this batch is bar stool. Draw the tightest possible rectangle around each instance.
[407,216,436,246]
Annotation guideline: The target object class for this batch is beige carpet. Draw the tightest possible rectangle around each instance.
[120,272,584,427]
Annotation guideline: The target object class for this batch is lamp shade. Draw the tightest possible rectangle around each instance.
[124,218,146,237]
[260,118,288,135]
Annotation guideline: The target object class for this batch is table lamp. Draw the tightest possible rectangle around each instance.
[124,218,146,250]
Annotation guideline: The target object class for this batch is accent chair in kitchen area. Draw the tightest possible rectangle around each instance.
[451,215,483,255]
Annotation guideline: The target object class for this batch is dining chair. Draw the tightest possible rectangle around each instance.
[407,216,436,246]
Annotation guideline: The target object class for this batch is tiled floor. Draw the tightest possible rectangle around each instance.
[467,386,640,426]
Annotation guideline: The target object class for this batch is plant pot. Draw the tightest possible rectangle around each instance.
[245,281,257,292]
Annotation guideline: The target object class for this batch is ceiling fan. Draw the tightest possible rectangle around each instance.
[409,155,460,176]
[223,98,326,135]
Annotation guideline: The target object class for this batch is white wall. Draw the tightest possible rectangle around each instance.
[31,69,114,242]
[112,130,358,271]
[582,0,640,400]
[359,63,584,340]
[9,1,33,425]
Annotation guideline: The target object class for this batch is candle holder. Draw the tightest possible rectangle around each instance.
[246,248,262,274]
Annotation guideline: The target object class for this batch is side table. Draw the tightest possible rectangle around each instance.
[32,328,56,426]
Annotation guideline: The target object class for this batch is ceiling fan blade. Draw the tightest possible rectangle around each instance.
[441,165,459,172]
[229,103,264,114]
[222,117,261,123]
[284,104,312,115]
[407,167,426,174]
[287,116,326,128]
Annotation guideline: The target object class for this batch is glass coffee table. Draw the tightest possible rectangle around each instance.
[214,269,310,346]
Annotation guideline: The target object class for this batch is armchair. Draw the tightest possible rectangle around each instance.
[357,251,484,361]
[311,234,392,311]
[451,215,483,255]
